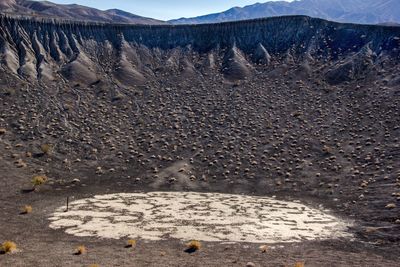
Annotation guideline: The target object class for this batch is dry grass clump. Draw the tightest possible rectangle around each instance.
[64,101,73,111]
[185,240,201,253]
[40,144,53,155]
[1,241,17,254]
[259,245,268,253]
[294,262,305,267]
[385,203,396,209]
[32,175,47,187]
[75,245,87,255]
[88,264,99,267]
[21,205,32,214]
[14,159,27,168]
[4,88,15,96]
[125,239,136,248]
[322,145,332,154]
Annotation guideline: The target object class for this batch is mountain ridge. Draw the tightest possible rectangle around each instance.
[0,0,165,24]
[170,0,400,25]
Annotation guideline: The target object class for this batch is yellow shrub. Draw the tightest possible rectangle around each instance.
[126,239,136,248]
[76,245,87,255]
[22,205,33,214]
[294,262,305,267]
[186,240,201,251]
[1,241,17,254]
[32,175,47,187]
[40,144,53,155]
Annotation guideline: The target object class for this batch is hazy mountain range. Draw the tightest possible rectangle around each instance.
[170,0,400,25]
[0,0,164,24]
[0,0,399,25]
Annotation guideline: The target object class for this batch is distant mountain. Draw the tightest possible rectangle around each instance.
[0,0,165,24]
[379,22,400,26]
[170,0,400,25]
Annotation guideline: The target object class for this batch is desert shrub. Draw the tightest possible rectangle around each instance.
[294,262,305,267]
[40,144,53,155]
[63,100,74,111]
[1,241,17,254]
[32,175,47,187]
[386,203,396,209]
[185,240,201,252]
[322,145,333,154]
[15,159,27,168]
[291,111,302,118]
[112,92,124,101]
[3,88,15,96]
[126,239,136,248]
[259,245,268,253]
[75,245,87,255]
[21,205,32,214]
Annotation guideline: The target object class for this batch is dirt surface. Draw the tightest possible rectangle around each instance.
[1,69,400,266]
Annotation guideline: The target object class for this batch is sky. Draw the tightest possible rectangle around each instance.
[46,0,291,21]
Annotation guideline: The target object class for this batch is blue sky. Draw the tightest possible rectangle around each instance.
[46,0,291,20]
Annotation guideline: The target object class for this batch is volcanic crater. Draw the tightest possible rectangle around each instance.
[0,14,399,266]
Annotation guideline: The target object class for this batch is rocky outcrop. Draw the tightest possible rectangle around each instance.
[222,45,252,80]
[253,43,272,65]
[325,43,376,84]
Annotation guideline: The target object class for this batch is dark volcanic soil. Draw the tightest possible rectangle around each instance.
[0,15,399,266]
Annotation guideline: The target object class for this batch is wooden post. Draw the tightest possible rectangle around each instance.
[65,197,69,212]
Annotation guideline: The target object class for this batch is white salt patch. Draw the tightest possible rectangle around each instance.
[48,192,352,243]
